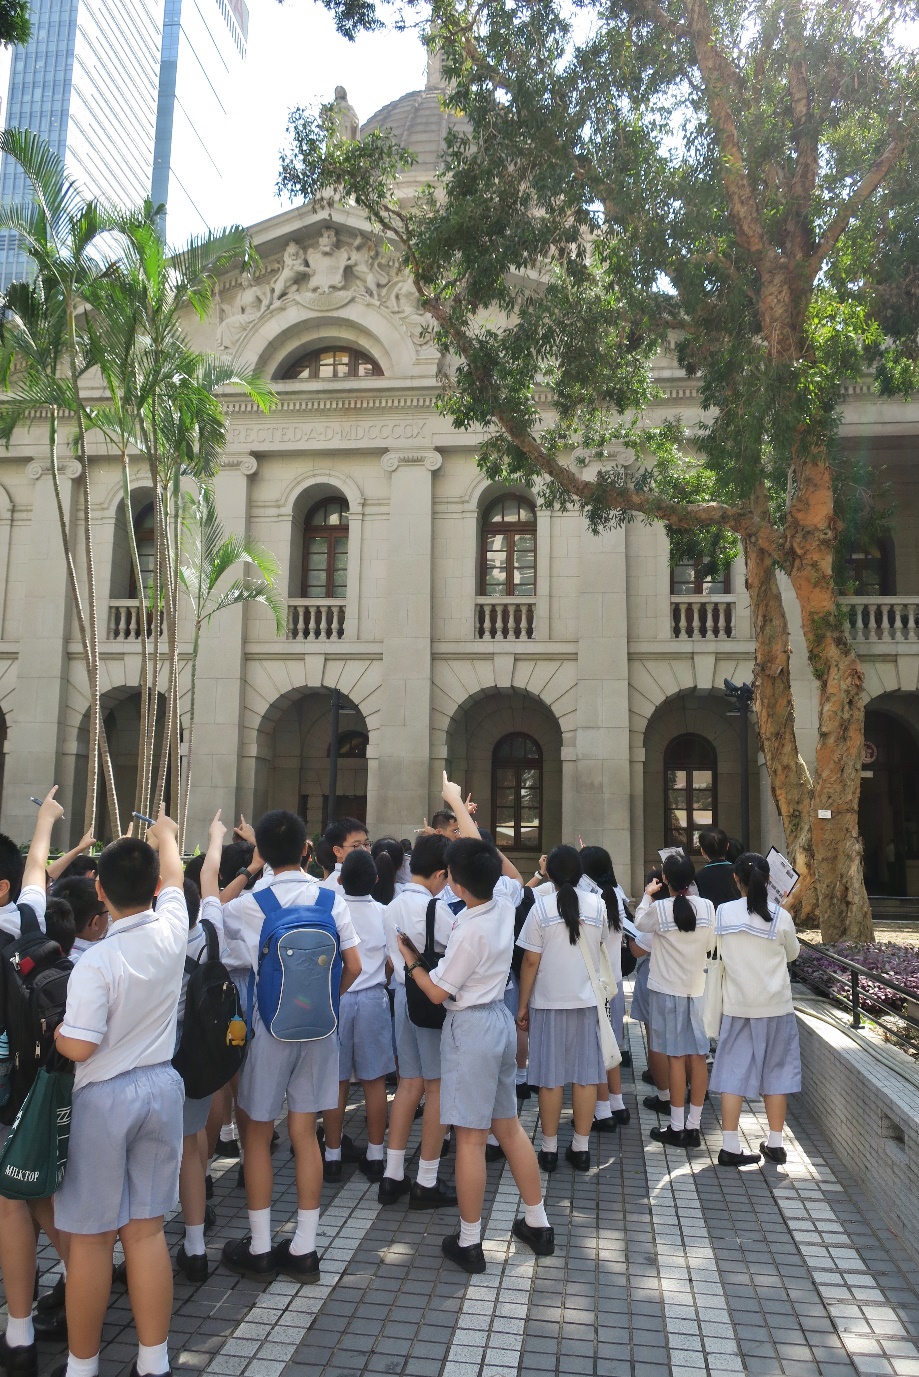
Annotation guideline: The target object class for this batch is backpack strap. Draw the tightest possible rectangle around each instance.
[424,897,438,964]
[252,887,282,919]
[200,918,220,964]
[15,902,40,936]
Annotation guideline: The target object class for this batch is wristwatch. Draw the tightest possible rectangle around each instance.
[405,961,422,979]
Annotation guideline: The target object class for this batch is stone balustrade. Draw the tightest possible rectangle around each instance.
[670,596,735,640]
[841,598,919,643]
[107,602,164,641]
[474,598,536,641]
[286,600,346,641]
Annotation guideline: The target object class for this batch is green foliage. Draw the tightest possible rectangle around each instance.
[0,1,29,45]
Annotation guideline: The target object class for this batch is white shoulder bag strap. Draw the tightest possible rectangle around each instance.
[576,921,622,1072]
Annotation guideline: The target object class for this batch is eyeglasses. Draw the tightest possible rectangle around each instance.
[343,838,372,850]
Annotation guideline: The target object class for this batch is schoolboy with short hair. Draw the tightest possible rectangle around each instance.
[396,833,553,1274]
[43,897,76,957]
[202,809,361,1285]
[51,877,107,961]
[53,809,189,1377]
[318,816,370,892]
[0,790,67,1377]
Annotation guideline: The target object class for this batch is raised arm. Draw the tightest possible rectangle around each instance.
[201,811,227,901]
[23,787,65,892]
[47,829,96,882]
[441,771,523,883]
[147,807,183,892]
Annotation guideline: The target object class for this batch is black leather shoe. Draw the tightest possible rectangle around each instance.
[760,1141,788,1164]
[322,1156,342,1182]
[441,1232,486,1274]
[235,1163,245,1190]
[620,1047,632,1068]
[649,1125,686,1147]
[274,1238,320,1284]
[516,1083,531,1102]
[410,1179,457,1210]
[592,1116,618,1134]
[221,1235,277,1281]
[215,1138,240,1159]
[641,1068,656,1085]
[378,1174,412,1206]
[32,1269,39,1304]
[485,1143,505,1163]
[512,1217,555,1257]
[537,1149,558,1172]
[612,1107,631,1126]
[0,1336,37,1377]
[441,1135,452,1157]
[643,1094,671,1113]
[204,1202,217,1232]
[35,1275,65,1313]
[176,1245,209,1283]
[112,1260,128,1287]
[358,1153,384,1182]
[205,1173,214,1200]
[719,1147,762,1167]
[565,1146,590,1172]
[340,1133,363,1163]
[683,1128,701,1148]
[32,1307,67,1341]
[128,1365,171,1377]
[413,1102,425,1120]
[270,1128,280,1153]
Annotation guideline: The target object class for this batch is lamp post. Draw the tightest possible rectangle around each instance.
[327,688,340,826]
[724,679,754,850]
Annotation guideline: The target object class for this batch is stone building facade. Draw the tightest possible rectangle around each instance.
[1,67,918,896]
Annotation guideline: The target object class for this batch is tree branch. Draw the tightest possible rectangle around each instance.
[808,130,908,276]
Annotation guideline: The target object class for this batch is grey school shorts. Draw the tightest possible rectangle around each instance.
[182,1093,212,1137]
[54,1062,184,1234]
[440,1001,518,1129]
[339,985,396,1083]
[238,1018,339,1121]
[394,982,442,1081]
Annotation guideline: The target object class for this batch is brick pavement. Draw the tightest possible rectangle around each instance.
[13,1022,919,1377]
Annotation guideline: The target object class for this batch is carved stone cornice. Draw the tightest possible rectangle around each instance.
[380,450,442,473]
[27,458,81,480]
[219,452,259,476]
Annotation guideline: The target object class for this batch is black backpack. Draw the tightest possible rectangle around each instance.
[0,904,72,1125]
[172,919,246,1099]
[405,898,447,1030]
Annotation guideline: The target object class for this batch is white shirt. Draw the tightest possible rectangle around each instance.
[430,893,516,1009]
[60,886,189,1090]
[202,871,359,975]
[340,892,388,992]
[441,874,523,914]
[317,865,343,892]
[716,899,800,1018]
[383,883,455,985]
[517,889,617,1009]
[70,934,104,963]
[635,892,715,998]
[0,886,48,940]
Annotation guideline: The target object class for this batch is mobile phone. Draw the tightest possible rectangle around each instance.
[397,930,421,958]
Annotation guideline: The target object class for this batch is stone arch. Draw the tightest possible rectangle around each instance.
[860,689,919,896]
[432,657,578,759]
[238,300,419,381]
[71,685,176,844]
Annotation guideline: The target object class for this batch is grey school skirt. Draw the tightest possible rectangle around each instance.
[710,1013,802,1099]
[648,990,709,1057]
[528,1006,605,1087]
[609,978,625,1047]
[630,956,651,1025]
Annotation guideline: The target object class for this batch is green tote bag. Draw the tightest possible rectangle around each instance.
[0,1057,73,1200]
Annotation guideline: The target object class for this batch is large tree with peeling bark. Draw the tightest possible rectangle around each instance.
[281,0,919,938]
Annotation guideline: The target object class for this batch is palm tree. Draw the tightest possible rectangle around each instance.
[0,129,121,832]
[177,482,284,849]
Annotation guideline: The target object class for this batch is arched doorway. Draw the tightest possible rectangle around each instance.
[255,689,368,836]
[860,708,919,896]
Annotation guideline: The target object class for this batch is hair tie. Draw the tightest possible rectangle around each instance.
[598,873,616,889]
[674,886,690,896]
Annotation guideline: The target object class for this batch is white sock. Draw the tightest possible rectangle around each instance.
[5,1316,34,1348]
[416,1157,439,1188]
[523,1199,549,1229]
[594,1100,613,1121]
[723,1130,741,1153]
[219,1124,236,1143]
[136,1341,169,1377]
[385,1148,405,1181]
[571,1132,590,1153]
[515,1067,527,1085]
[290,1207,320,1257]
[459,1217,481,1247]
[486,1132,500,1147]
[768,1129,784,1149]
[670,1105,685,1132]
[324,1145,342,1162]
[686,1103,702,1130]
[541,1134,558,1153]
[66,1354,99,1377]
[248,1206,272,1255]
[184,1224,206,1257]
[61,1262,67,1279]
[366,1141,384,1161]
[610,1094,625,1111]
[657,1088,670,1102]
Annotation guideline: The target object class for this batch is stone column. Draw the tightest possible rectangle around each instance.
[3,459,80,844]
[182,453,257,851]
[570,525,633,887]
[370,448,442,837]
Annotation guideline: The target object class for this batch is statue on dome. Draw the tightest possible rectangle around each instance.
[272,241,313,303]
[216,282,269,351]
[330,86,361,144]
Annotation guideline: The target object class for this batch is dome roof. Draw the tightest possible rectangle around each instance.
[360,53,466,182]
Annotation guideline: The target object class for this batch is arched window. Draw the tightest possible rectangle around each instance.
[480,496,536,598]
[664,734,717,853]
[326,730,368,759]
[128,503,156,599]
[282,347,383,380]
[844,538,893,597]
[492,733,542,851]
[302,499,349,599]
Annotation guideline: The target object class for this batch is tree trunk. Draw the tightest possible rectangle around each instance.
[179,623,200,853]
[122,453,151,821]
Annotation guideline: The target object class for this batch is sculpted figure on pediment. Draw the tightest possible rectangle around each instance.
[351,235,391,300]
[272,241,313,303]
[303,227,358,294]
[387,273,428,341]
[216,282,269,352]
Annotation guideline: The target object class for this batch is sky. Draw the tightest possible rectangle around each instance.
[225,0,428,228]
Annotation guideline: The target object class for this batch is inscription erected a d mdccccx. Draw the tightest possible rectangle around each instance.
[227,420,429,446]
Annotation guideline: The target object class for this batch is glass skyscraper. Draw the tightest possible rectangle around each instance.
[0,0,248,285]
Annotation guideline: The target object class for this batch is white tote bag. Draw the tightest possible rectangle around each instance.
[701,935,724,1040]
[576,929,622,1072]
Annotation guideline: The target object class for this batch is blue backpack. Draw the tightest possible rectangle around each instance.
[247,886,342,1042]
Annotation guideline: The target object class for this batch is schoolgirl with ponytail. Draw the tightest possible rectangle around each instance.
[710,853,801,1168]
[579,846,630,1130]
[371,837,404,906]
[635,852,716,1149]
[516,846,616,1174]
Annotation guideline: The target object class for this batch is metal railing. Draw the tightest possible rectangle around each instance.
[794,936,919,1052]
